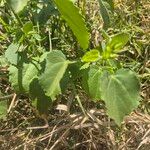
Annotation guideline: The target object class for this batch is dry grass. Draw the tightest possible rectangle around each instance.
[0,99,150,149]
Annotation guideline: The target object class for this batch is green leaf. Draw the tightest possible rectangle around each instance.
[0,56,8,67]
[97,0,110,30]
[88,66,102,100]
[80,62,90,70]
[107,33,130,52]
[69,61,82,79]
[7,0,29,13]
[70,0,77,3]
[9,62,40,93]
[60,70,70,93]
[102,33,130,59]
[101,69,140,125]
[5,43,19,65]
[30,78,52,115]
[54,0,89,50]
[103,0,114,11]
[0,101,7,119]
[34,0,58,25]
[81,67,90,93]
[23,21,33,34]
[81,49,100,63]
[39,50,69,100]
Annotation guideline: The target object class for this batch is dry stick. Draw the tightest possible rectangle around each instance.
[49,115,87,150]
[46,125,58,149]
[72,140,91,149]
[50,129,69,150]
[49,29,52,52]
[27,123,49,130]
[0,67,8,72]
[49,123,76,150]
[24,124,72,148]
[7,93,17,113]
[0,94,14,101]
[0,127,18,133]
[17,115,85,149]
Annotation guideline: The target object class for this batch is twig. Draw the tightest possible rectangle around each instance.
[27,124,49,130]
[0,94,14,101]
[71,83,87,117]
[76,95,87,116]
[7,93,17,113]
[49,29,52,51]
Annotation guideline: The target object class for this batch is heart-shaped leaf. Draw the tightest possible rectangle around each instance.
[101,69,140,125]
[39,50,70,100]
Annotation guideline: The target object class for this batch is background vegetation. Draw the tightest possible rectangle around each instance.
[0,0,149,149]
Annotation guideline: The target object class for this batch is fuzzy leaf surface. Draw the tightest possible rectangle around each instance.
[5,43,19,65]
[39,50,69,100]
[101,69,140,125]
[88,66,102,100]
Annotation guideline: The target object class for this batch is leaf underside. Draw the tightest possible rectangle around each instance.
[9,62,39,93]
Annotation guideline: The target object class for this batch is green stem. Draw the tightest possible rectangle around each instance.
[72,83,87,116]
[82,0,86,16]
[75,95,86,116]
[6,2,23,27]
